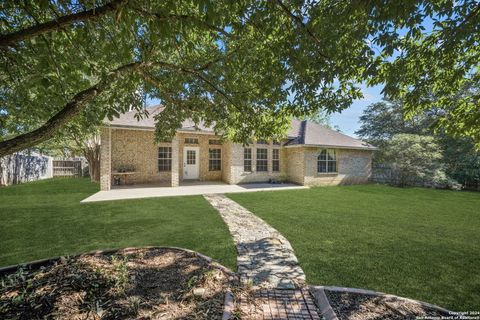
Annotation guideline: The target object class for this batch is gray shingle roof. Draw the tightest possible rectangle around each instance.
[107,105,214,132]
[106,106,376,150]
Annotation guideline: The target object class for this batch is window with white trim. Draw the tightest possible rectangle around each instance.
[317,149,337,173]
[184,137,198,144]
[272,149,280,172]
[158,147,172,171]
[209,139,222,145]
[244,148,252,172]
[209,149,221,171]
[256,148,268,172]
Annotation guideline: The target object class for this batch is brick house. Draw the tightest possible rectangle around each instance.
[100,106,376,191]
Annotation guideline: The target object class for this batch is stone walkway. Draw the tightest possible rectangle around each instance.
[204,194,321,319]
[203,194,306,289]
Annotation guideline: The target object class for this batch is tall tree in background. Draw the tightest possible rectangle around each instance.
[383,134,446,187]
[0,0,479,157]
[357,99,480,188]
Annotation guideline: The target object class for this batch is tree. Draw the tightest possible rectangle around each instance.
[369,2,480,144]
[300,110,332,127]
[37,105,107,181]
[1,0,479,157]
[383,134,446,187]
[355,100,434,147]
[441,135,480,189]
[356,99,480,188]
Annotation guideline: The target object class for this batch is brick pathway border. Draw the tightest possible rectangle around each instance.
[309,285,455,319]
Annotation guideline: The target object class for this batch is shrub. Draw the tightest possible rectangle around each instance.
[383,134,450,187]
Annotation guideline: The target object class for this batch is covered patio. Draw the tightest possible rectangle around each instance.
[81,181,307,203]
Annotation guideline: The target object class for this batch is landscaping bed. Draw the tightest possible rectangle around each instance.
[0,247,235,319]
[325,290,451,320]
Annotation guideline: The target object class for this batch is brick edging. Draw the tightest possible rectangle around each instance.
[0,246,237,280]
[222,290,235,320]
[310,285,454,316]
[309,286,339,320]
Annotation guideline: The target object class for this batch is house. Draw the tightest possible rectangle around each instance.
[99,106,376,190]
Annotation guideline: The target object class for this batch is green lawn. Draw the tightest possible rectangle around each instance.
[228,185,480,311]
[0,178,236,269]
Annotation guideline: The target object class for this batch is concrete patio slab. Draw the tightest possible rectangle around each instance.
[81,181,307,203]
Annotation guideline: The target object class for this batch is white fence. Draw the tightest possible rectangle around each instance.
[0,152,53,186]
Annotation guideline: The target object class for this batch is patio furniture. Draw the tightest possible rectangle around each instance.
[112,172,136,185]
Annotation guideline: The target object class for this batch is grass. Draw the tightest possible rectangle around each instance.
[228,184,480,311]
[0,178,236,270]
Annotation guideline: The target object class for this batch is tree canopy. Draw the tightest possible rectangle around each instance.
[357,99,480,188]
[1,0,479,156]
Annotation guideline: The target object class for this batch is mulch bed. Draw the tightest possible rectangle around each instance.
[0,247,234,319]
[325,290,452,320]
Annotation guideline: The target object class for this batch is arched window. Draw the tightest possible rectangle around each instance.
[317,149,337,173]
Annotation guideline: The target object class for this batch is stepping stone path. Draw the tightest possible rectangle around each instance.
[204,194,320,319]
[204,193,306,289]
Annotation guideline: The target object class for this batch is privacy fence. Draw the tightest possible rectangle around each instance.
[52,159,84,177]
[1,154,87,186]
[0,152,53,186]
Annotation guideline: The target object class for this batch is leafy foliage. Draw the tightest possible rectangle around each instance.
[368,1,480,143]
[0,0,479,155]
[357,100,480,188]
[383,134,446,187]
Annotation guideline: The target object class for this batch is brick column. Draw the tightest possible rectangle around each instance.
[171,135,179,187]
[100,127,112,191]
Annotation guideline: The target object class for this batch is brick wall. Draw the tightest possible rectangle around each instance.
[100,127,111,191]
[302,147,373,186]
[225,141,287,184]
[285,147,305,185]
[109,129,172,186]
[177,132,223,181]
[100,127,373,189]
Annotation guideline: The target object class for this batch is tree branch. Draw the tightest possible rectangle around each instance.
[0,0,127,48]
[274,0,331,61]
[0,61,141,156]
[132,8,232,38]
[145,61,239,108]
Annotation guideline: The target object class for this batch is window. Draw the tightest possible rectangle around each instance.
[209,139,222,145]
[158,147,172,171]
[244,148,252,172]
[186,150,196,165]
[256,148,268,172]
[209,149,221,171]
[272,149,280,172]
[184,137,198,144]
[317,149,337,173]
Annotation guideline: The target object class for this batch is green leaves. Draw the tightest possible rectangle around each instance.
[1,0,479,152]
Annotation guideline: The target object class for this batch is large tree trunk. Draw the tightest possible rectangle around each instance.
[0,62,141,157]
[0,0,126,48]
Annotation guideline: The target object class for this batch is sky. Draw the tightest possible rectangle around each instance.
[331,84,384,137]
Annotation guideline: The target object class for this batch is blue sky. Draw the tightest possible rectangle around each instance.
[331,84,384,137]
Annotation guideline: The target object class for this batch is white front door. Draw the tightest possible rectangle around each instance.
[183,147,199,179]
